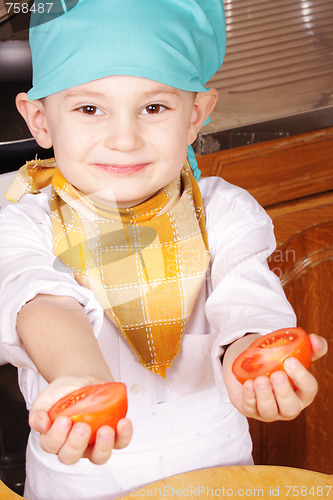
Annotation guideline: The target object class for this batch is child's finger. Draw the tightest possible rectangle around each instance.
[253,376,279,421]
[39,416,72,455]
[241,380,258,417]
[29,409,51,434]
[309,334,328,361]
[283,357,318,407]
[114,418,133,449]
[87,426,115,465]
[56,422,92,465]
[270,370,301,419]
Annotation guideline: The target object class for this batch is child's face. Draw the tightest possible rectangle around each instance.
[39,76,202,207]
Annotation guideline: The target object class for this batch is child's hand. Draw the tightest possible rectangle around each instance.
[224,334,327,422]
[29,376,133,465]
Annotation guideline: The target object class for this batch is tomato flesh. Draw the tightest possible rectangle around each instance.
[48,382,127,445]
[232,327,312,384]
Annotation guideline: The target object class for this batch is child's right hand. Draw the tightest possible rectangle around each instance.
[29,376,133,465]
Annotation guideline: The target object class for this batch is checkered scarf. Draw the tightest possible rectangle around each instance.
[6,158,210,377]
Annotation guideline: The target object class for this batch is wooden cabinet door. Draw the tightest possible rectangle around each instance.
[197,128,333,472]
[250,221,333,473]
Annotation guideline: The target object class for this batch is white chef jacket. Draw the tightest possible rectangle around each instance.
[0,176,296,500]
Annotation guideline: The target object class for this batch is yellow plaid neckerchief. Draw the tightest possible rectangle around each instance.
[6,158,210,377]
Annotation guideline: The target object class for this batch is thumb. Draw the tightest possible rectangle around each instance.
[309,334,328,361]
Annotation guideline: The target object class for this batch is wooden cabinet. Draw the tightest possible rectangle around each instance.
[197,127,333,474]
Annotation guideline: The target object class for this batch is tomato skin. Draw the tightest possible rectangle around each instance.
[48,382,127,445]
[232,327,312,384]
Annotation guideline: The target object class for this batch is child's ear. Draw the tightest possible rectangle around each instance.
[187,88,218,145]
[16,93,53,149]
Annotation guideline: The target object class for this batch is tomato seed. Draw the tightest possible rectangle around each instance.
[260,333,295,348]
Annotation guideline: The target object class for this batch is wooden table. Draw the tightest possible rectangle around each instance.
[0,480,25,500]
[120,466,333,499]
[1,466,332,499]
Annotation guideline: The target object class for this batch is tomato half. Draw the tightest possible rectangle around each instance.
[232,327,312,384]
[48,382,127,445]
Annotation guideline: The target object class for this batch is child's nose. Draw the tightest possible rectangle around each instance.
[104,117,143,152]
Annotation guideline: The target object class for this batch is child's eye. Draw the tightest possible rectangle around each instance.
[141,104,166,115]
[77,105,103,116]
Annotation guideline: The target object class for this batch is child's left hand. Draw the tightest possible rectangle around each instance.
[223,333,328,422]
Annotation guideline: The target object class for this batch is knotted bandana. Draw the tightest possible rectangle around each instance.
[6,160,210,377]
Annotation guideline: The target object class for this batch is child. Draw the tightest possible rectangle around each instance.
[0,1,327,499]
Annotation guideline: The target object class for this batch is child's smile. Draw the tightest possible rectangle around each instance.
[93,162,151,176]
[39,75,201,207]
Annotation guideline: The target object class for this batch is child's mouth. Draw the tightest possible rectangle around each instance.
[94,163,150,175]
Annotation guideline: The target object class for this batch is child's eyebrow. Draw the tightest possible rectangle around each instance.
[63,90,106,100]
[141,87,182,99]
[62,87,181,101]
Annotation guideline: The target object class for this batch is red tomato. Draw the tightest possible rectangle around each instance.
[48,382,127,445]
[232,327,312,384]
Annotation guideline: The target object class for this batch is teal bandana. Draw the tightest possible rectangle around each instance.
[27,0,227,179]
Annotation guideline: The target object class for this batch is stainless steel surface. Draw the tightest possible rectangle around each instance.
[203,0,333,144]
[0,40,31,81]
